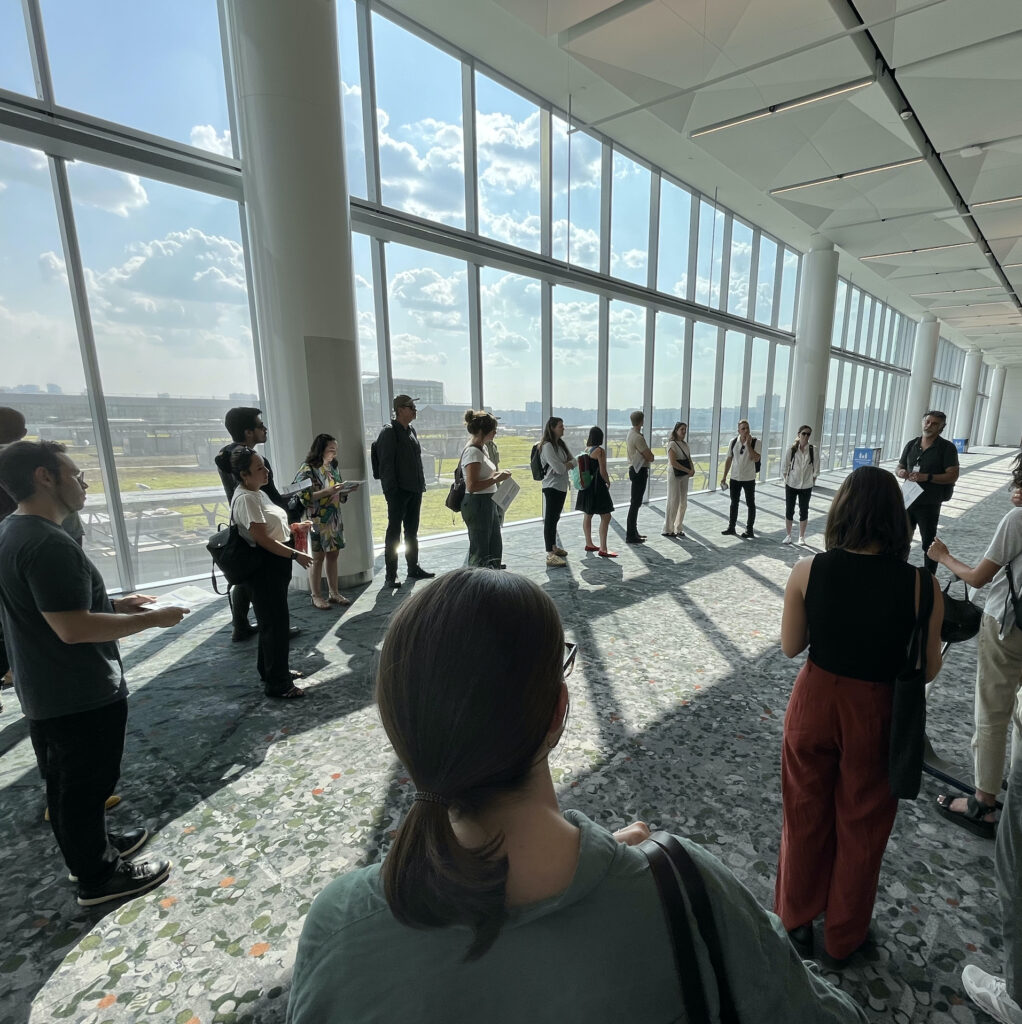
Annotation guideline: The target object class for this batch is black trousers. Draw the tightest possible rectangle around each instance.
[29,698,127,885]
[627,466,648,539]
[229,581,253,629]
[729,479,757,530]
[543,488,567,551]
[908,501,942,574]
[384,488,423,579]
[247,554,294,694]
[785,486,812,523]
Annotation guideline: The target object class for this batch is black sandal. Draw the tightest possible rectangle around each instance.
[935,793,997,839]
[268,685,306,700]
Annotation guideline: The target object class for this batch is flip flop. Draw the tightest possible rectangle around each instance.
[935,793,997,839]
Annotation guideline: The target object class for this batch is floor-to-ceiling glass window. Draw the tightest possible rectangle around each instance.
[552,286,599,436]
[657,180,692,300]
[607,300,648,506]
[651,313,687,500]
[552,117,602,271]
[609,151,650,286]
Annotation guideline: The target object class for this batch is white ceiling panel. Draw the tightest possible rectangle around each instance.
[898,35,1022,153]
[891,267,1003,293]
[866,242,986,276]
[827,210,973,255]
[859,0,1022,71]
[944,143,1022,206]
[990,237,1022,265]
[973,206,1022,244]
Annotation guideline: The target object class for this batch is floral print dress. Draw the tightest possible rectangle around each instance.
[293,462,346,552]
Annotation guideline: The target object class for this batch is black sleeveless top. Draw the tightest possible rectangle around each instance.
[805,549,917,683]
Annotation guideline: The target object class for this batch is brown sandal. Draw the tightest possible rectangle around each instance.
[311,595,331,610]
[328,592,351,606]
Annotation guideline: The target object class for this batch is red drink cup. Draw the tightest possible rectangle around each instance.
[291,520,312,554]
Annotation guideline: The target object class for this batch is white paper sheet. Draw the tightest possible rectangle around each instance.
[902,480,923,508]
[493,477,521,512]
[145,585,216,611]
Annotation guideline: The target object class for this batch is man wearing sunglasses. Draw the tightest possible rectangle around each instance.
[720,420,761,539]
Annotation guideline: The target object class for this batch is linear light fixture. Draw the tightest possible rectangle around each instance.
[690,77,874,139]
[911,286,1004,297]
[770,157,923,196]
[860,241,974,261]
[972,194,1022,209]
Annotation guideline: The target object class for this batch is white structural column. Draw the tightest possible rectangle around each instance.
[981,364,1007,445]
[954,348,983,442]
[226,0,372,584]
[901,316,939,450]
[788,238,838,444]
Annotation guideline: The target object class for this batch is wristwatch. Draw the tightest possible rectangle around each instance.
[291,549,299,560]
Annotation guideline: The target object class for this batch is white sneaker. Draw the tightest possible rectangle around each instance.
[962,966,1022,1024]
[799,536,809,546]
[781,535,793,545]
[546,553,567,567]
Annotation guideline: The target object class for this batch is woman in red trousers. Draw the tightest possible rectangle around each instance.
[776,466,943,965]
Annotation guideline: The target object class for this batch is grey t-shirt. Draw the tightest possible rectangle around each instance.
[983,506,1022,639]
[0,514,125,720]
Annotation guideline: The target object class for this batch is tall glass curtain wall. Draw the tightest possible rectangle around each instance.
[0,4,256,593]
[343,1,805,537]
[930,338,967,438]
[822,277,918,470]
[1,0,935,585]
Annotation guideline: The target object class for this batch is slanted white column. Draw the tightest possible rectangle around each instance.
[981,364,1007,445]
[954,348,983,443]
[901,316,939,450]
[789,238,838,450]
[226,0,372,584]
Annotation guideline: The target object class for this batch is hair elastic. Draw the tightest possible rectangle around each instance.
[414,790,449,806]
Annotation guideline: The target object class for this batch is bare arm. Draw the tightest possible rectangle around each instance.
[42,604,187,645]
[464,460,510,493]
[721,453,733,484]
[927,539,1000,590]
[248,521,312,568]
[594,446,610,485]
[780,558,812,657]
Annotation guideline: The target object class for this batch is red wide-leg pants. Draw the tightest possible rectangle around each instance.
[774,659,899,959]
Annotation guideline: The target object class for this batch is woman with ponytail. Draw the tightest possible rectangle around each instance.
[288,568,868,1024]
[460,410,511,568]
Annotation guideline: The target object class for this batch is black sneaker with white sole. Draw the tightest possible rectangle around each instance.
[77,858,172,907]
[68,827,150,882]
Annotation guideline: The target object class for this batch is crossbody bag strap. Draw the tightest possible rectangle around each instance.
[909,566,934,669]
[649,832,739,1024]
[640,838,709,1023]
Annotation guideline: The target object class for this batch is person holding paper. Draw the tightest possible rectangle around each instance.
[460,411,511,569]
[294,434,359,610]
[896,410,959,574]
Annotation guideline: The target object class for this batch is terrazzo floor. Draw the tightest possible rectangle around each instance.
[0,447,1018,1024]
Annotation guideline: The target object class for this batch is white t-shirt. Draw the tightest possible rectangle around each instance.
[982,506,1022,639]
[784,445,818,491]
[461,445,498,495]
[231,487,290,545]
[540,441,571,492]
[728,436,761,482]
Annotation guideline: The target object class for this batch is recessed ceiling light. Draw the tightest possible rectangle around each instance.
[690,78,874,139]
[770,157,923,196]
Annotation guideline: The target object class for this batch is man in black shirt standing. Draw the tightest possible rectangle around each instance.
[214,407,300,641]
[896,409,960,574]
[0,441,185,905]
[375,396,434,589]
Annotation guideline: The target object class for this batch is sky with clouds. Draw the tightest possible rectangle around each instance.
[0,0,797,421]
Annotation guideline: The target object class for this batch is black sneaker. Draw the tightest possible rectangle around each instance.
[68,827,150,881]
[288,626,302,638]
[384,576,402,589]
[77,858,172,907]
[406,566,436,580]
[231,622,258,642]
[721,527,737,536]
[741,528,756,539]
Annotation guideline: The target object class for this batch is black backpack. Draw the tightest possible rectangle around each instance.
[529,444,545,481]
[370,439,382,480]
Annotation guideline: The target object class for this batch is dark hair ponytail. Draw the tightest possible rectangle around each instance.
[376,568,564,960]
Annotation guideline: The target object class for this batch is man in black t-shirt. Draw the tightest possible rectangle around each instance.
[896,410,960,574]
[0,441,187,906]
[214,407,301,641]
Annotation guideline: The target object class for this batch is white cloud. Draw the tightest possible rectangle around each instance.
[189,124,233,158]
[389,265,466,331]
[69,164,148,218]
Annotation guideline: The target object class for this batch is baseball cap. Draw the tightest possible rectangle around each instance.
[393,395,419,411]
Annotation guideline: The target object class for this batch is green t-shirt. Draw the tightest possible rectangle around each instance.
[287,811,866,1024]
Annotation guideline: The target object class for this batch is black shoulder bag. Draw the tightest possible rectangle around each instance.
[641,831,739,1024]
[207,504,263,595]
[888,566,934,799]
[940,576,982,644]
